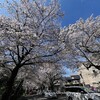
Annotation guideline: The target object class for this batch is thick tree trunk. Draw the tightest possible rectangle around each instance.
[49,82,54,92]
[1,66,20,100]
[10,79,24,100]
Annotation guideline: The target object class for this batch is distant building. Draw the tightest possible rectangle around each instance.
[78,64,100,88]
[54,75,81,92]
[64,75,81,85]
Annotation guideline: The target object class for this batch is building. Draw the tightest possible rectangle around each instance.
[78,64,100,88]
[54,75,81,92]
[64,75,81,85]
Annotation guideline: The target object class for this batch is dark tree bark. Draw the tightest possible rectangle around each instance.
[49,82,55,92]
[1,66,20,100]
[10,79,24,100]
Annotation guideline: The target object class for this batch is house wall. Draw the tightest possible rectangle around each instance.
[78,65,100,87]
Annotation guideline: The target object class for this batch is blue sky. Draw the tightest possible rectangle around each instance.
[60,0,100,26]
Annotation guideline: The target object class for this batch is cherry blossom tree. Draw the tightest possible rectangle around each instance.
[64,15,100,70]
[45,65,64,91]
[0,0,64,100]
[32,62,65,92]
